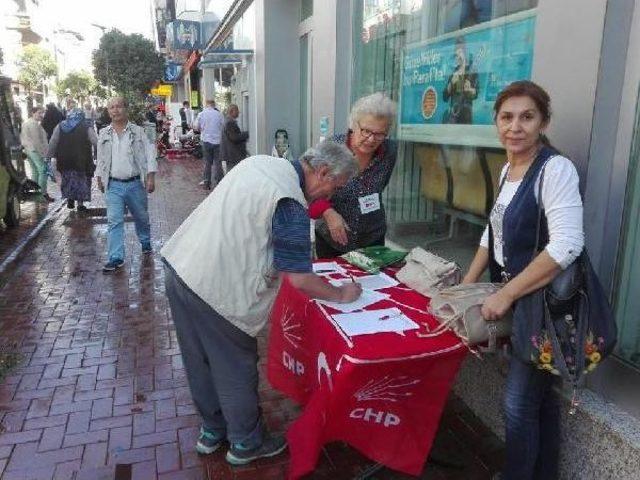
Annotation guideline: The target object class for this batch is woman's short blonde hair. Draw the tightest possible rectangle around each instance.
[348,92,397,130]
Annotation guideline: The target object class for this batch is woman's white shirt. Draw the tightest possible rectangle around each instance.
[480,155,584,269]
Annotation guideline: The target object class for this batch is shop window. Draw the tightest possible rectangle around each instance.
[351,0,538,269]
[301,0,313,21]
[613,85,640,368]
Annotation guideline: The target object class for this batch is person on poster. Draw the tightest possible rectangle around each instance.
[442,37,478,124]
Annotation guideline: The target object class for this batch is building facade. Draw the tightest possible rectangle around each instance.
[204,1,640,475]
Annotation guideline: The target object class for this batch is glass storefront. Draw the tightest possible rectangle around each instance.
[351,0,538,270]
[301,0,314,21]
[613,84,640,369]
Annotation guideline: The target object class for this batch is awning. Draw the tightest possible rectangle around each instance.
[183,51,201,72]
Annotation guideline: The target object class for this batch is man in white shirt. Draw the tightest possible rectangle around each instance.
[20,105,54,201]
[194,99,224,189]
[96,97,158,273]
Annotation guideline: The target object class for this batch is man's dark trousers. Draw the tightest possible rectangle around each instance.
[163,265,263,447]
[203,142,221,187]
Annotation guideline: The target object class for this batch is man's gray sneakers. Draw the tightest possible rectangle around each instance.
[225,434,287,465]
[195,426,225,455]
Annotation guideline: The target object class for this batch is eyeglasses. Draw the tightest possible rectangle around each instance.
[357,122,387,141]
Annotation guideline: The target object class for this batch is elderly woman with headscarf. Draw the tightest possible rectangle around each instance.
[46,109,98,211]
[312,92,398,258]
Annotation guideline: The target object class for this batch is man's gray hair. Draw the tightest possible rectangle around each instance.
[300,140,358,178]
[348,92,397,129]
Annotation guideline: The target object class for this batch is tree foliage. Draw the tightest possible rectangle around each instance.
[92,84,109,101]
[55,70,96,101]
[92,29,164,99]
[17,44,57,94]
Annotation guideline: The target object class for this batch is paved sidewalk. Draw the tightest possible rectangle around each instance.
[0,157,502,479]
[0,182,63,270]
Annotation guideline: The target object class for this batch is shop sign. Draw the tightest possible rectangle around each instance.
[166,20,201,52]
[399,10,535,147]
[164,63,182,83]
[151,84,173,97]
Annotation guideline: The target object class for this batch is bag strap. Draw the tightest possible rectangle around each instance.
[532,158,554,261]
[487,168,509,269]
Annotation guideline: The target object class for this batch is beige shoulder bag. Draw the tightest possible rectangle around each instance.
[424,283,512,350]
[395,247,461,298]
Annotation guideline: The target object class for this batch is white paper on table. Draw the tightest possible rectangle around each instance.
[331,308,419,336]
[316,290,389,313]
[313,261,347,275]
[329,272,399,291]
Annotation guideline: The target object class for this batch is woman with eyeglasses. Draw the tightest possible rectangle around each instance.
[313,92,398,258]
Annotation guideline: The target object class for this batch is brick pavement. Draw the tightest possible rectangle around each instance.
[0,156,503,479]
[0,181,62,270]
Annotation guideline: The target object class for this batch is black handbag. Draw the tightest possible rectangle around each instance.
[510,162,617,406]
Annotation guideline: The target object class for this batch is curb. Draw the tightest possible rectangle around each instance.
[0,200,66,276]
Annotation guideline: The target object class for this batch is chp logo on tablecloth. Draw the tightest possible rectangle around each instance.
[281,307,305,376]
[349,375,421,428]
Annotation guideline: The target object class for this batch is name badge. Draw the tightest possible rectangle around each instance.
[358,193,381,214]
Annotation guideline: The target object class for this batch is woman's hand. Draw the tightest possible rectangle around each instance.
[481,289,515,322]
[323,208,350,246]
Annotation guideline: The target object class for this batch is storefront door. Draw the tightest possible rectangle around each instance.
[612,7,640,372]
[587,0,640,419]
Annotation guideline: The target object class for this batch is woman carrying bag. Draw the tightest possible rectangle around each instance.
[462,80,584,480]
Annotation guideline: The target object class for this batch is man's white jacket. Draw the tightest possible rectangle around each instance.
[161,155,308,337]
[96,122,158,185]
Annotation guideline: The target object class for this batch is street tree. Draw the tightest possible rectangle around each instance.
[92,84,109,102]
[55,70,96,103]
[17,44,57,107]
[92,29,164,99]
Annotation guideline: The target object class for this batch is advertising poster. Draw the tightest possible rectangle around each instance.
[399,10,536,147]
[164,63,182,83]
[166,20,201,52]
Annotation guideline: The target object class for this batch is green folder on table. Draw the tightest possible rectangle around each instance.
[341,246,408,274]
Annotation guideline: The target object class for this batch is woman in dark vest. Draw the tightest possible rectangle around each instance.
[46,109,98,211]
[462,81,584,480]
[41,103,64,141]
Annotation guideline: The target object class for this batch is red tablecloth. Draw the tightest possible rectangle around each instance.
[267,261,468,479]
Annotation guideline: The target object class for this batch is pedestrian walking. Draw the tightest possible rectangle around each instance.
[95,107,111,134]
[83,101,97,127]
[12,102,23,133]
[220,104,249,172]
[96,96,157,273]
[145,104,157,126]
[179,100,192,135]
[20,105,54,202]
[194,99,224,189]
[161,140,361,466]
[41,103,64,141]
[46,108,97,211]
